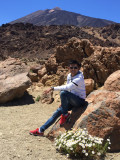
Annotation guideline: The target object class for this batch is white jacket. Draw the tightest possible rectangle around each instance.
[54,71,86,99]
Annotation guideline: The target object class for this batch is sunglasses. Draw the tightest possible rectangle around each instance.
[69,67,78,69]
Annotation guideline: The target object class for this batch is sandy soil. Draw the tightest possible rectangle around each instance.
[0,88,120,160]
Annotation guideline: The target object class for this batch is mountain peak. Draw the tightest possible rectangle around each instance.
[48,7,61,13]
[53,7,61,10]
[10,8,116,27]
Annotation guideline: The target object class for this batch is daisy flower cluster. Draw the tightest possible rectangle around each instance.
[55,128,111,159]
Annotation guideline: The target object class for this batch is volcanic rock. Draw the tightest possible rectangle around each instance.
[0,58,31,103]
[55,37,94,67]
[38,67,47,78]
[82,47,120,86]
[39,38,120,88]
[28,72,38,82]
[41,90,54,104]
[41,74,65,86]
[0,23,120,62]
[47,71,120,151]
[84,79,95,95]
[74,90,120,151]
[104,70,120,92]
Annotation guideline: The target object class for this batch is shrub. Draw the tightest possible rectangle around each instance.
[35,95,41,102]
[29,69,33,73]
[55,128,111,159]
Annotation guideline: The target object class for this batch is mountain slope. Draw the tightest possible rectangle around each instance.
[0,23,120,62]
[10,7,115,27]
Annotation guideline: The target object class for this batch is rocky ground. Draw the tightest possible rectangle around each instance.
[0,87,120,160]
[0,23,120,61]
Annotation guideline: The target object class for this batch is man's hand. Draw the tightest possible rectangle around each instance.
[44,87,54,94]
[59,104,61,108]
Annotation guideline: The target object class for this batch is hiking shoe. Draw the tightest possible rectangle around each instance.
[29,128,44,136]
[59,113,70,125]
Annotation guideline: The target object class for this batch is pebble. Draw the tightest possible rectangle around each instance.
[0,132,2,136]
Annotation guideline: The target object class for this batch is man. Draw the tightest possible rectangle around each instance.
[29,60,86,136]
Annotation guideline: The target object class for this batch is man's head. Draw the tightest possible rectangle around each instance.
[68,60,81,77]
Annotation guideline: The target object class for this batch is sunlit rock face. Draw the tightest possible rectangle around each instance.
[0,58,31,103]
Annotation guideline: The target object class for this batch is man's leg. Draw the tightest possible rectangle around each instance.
[30,91,85,135]
[60,90,85,114]
[30,90,75,135]
[59,90,85,125]
[39,107,62,132]
[29,107,62,136]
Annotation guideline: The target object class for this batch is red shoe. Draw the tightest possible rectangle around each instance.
[29,128,44,136]
[59,113,70,125]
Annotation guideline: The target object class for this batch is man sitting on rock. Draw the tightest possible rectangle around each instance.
[29,60,86,136]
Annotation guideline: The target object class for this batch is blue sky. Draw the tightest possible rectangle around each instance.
[0,0,120,26]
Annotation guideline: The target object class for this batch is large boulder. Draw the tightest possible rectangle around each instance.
[48,90,120,151]
[82,47,120,86]
[47,102,88,140]
[47,71,120,151]
[104,70,120,92]
[56,37,94,67]
[38,38,94,86]
[0,58,31,103]
[39,38,120,88]
[74,90,120,152]
[0,57,29,77]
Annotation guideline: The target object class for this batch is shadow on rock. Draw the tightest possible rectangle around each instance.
[47,101,88,140]
[0,91,35,107]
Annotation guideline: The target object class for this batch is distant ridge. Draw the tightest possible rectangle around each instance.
[10,7,116,27]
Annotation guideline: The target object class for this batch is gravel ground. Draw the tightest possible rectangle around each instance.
[0,89,120,160]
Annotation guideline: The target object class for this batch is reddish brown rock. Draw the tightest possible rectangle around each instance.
[0,58,31,103]
[74,90,120,151]
[80,39,94,56]
[104,70,120,92]
[41,74,65,86]
[48,89,120,151]
[40,38,120,88]
[45,55,58,74]
[0,57,29,77]
[47,102,88,140]
[82,47,120,86]
[41,90,54,104]
[32,37,120,89]
[47,71,120,151]
[39,38,94,86]
[30,65,41,73]
[0,73,31,103]
[56,37,94,67]
[28,72,38,82]
[38,67,47,78]
[85,79,95,95]
[28,64,42,82]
